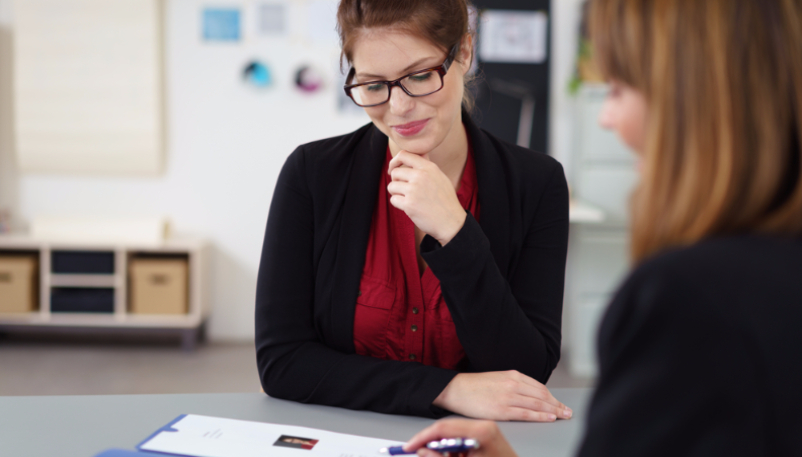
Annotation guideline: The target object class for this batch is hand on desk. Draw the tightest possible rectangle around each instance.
[404,419,518,457]
[432,371,572,422]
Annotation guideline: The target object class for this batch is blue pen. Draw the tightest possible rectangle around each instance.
[379,438,480,455]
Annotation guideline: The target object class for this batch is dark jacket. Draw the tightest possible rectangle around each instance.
[255,114,569,418]
[577,234,802,456]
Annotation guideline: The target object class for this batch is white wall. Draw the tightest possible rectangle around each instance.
[0,0,369,341]
[0,0,585,341]
[0,0,19,228]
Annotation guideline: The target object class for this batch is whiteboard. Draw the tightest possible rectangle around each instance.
[13,0,164,174]
[479,10,548,64]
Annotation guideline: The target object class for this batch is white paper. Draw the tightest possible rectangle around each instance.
[139,414,403,457]
[479,10,548,64]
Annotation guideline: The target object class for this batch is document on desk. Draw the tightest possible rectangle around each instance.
[137,414,403,457]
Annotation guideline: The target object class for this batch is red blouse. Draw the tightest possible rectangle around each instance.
[354,146,480,369]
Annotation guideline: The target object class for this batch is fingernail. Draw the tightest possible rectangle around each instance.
[563,408,572,419]
[548,414,557,421]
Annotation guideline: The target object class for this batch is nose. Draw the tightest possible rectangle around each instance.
[388,84,414,116]
[598,98,616,131]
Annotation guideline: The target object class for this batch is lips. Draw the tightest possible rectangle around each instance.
[392,119,429,137]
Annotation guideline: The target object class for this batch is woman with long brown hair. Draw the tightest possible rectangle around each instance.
[404,0,802,454]
[255,0,571,421]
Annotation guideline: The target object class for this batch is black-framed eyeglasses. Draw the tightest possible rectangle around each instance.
[344,44,459,108]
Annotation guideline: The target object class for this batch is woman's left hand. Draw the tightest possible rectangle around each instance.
[387,150,467,245]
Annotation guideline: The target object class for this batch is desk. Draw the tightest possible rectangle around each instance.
[0,388,592,457]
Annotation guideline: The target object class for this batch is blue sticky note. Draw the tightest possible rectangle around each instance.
[203,8,241,41]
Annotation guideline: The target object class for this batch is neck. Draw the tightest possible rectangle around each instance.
[388,115,469,187]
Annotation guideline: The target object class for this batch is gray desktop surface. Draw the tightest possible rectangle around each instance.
[0,388,592,457]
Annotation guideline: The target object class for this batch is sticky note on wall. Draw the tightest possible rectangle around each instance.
[258,3,286,35]
[203,8,241,41]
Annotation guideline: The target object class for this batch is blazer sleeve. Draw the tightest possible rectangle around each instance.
[255,146,457,418]
[420,162,569,382]
[576,261,764,456]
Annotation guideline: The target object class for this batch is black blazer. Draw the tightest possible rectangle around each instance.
[577,235,802,456]
[255,114,569,417]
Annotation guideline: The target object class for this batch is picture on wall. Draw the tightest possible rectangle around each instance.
[203,8,242,42]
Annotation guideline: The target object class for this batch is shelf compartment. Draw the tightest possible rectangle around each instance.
[0,251,40,313]
[51,287,115,313]
[51,250,115,274]
[128,254,189,315]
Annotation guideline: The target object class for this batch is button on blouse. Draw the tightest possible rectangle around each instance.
[353,145,480,369]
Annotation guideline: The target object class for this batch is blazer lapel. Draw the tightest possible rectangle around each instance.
[464,113,512,276]
[328,116,511,353]
[330,125,388,353]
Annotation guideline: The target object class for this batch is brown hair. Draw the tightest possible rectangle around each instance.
[589,0,802,262]
[336,0,476,111]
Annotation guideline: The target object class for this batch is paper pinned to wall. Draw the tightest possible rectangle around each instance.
[479,10,548,64]
[258,3,286,35]
[307,0,339,45]
[203,8,242,42]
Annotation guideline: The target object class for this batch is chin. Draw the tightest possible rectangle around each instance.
[390,132,441,154]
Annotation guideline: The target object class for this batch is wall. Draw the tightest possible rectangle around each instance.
[0,0,586,341]
[0,0,19,229]
[0,0,369,341]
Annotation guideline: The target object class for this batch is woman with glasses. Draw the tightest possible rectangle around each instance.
[255,0,571,421]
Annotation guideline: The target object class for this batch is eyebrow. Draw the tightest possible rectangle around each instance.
[355,56,440,81]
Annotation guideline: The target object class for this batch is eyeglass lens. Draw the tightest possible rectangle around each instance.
[350,70,443,107]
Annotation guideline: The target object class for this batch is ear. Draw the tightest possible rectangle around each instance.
[459,33,474,75]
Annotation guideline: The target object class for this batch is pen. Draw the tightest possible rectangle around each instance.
[379,438,480,455]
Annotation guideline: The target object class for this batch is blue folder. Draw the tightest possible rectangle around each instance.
[94,451,154,457]
[93,414,187,457]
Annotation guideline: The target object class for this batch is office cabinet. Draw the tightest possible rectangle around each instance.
[0,235,208,349]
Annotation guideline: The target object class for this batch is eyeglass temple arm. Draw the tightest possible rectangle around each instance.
[344,67,356,93]
[443,43,460,73]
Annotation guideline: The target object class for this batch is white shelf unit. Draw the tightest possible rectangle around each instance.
[0,235,209,349]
